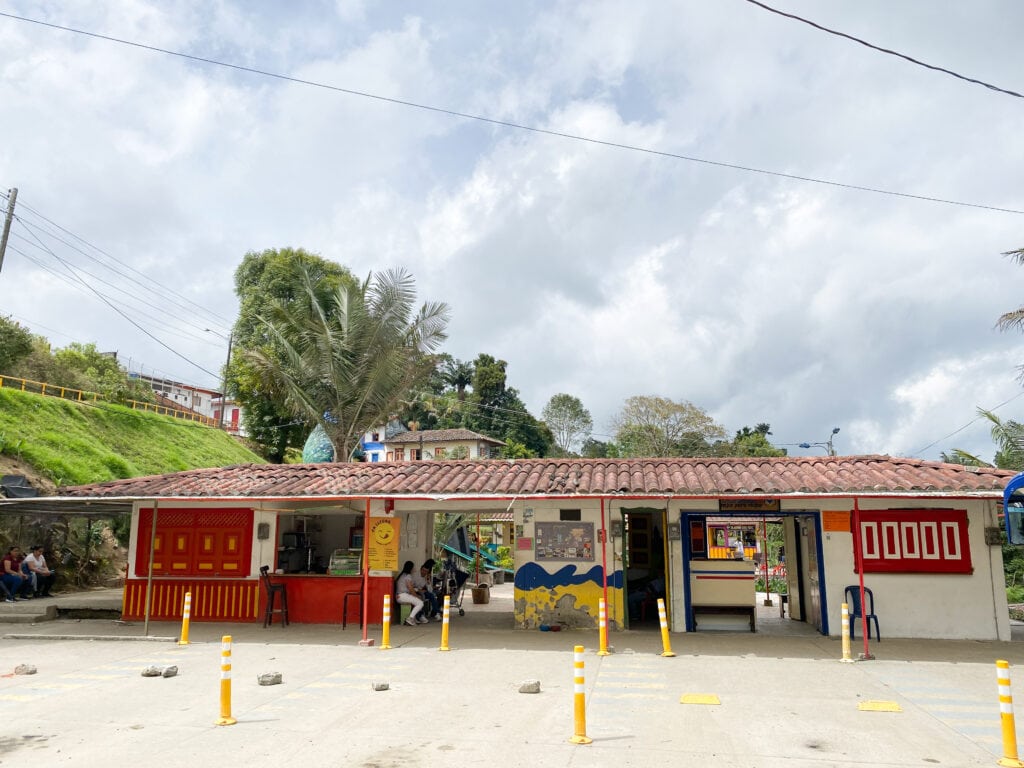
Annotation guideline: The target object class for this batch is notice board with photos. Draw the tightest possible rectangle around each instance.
[534,521,595,561]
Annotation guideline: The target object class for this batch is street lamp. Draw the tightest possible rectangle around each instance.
[799,427,840,457]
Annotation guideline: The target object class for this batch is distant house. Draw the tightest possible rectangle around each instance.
[130,372,245,436]
[360,425,505,462]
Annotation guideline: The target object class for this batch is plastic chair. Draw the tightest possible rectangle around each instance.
[844,585,880,642]
[260,566,288,627]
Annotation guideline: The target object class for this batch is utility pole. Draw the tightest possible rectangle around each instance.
[0,187,18,275]
[219,332,233,429]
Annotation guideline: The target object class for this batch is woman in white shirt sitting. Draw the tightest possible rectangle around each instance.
[395,560,426,625]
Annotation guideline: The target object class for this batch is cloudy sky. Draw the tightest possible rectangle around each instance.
[1,1,1022,462]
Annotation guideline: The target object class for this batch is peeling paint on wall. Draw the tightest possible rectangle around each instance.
[513,562,624,629]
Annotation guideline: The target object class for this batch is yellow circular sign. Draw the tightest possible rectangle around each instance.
[372,519,396,547]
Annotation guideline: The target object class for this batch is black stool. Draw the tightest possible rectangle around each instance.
[342,590,362,629]
[260,566,288,627]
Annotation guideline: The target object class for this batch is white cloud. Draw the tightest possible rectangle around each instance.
[1,0,1023,461]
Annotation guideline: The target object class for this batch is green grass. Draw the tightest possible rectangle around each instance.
[0,388,264,486]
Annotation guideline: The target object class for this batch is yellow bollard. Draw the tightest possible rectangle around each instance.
[657,598,676,657]
[380,594,392,650]
[839,602,854,663]
[569,644,592,744]
[439,595,451,652]
[597,598,610,656]
[178,591,192,646]
[998,660,1024,767]
[215,635,237,726]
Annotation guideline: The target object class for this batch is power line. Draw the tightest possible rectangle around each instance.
[1,11,1021,216]
[913,388,1024,456]
[743,0,1023,99]
[15,222,221,380]
[13,196,233,330]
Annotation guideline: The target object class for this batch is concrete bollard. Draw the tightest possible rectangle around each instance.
[178,591,192,646]
[997,660,1024,767]
[597,598,610,656]
[569,644,592,744]
[215,635,237,726]
[657,598,676,658]
[839,603,854,663]
[439,595,451,652]
[380,594,392,650]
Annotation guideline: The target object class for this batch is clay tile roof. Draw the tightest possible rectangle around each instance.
[386,429,505,445]
[53,455,1016,501]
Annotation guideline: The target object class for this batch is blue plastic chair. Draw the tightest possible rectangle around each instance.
[844,585,880,642]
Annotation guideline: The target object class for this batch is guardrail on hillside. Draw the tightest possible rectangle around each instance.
[0,374,220,427]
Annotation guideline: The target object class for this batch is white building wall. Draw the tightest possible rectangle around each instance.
[809,498,1008,641]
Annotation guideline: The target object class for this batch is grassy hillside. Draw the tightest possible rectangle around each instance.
[0,387,264,487]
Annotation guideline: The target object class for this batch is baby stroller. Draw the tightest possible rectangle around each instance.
[436,556,470,616]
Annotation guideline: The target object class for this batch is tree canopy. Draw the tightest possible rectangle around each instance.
[229,247,357,461]
[542,393,593,456]
[612,395,727,457]
[243,260,449,462]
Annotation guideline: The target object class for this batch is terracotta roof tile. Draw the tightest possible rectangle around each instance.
[385,429,505,445]
[52,455,1017,502]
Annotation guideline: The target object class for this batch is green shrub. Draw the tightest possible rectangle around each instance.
[1007,586,1024,604]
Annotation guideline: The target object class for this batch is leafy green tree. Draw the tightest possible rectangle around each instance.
[0,315,33,373]
[244,262,449,462]
[230,247,357,461]
[612,395,726,457]
[997,247,1024,338]
[950,408,1024,470]
[580,437,618,458]
[723,423,787,457]
[443,357,474,401]
[542,393,593,456]
[463,354,551,457]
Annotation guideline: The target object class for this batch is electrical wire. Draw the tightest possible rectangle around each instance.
[11,201,232,338]
[913,388,1024,456]
[743,0,1023,99]
[1,11,1021,215]
[15,221,221,380]
[13,196,233,330]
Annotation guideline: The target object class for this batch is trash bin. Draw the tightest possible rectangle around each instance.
[471,584,490,604]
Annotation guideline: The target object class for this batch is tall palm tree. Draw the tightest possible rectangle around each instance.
[951,408,1024,470]
[245,264,449,461]
[997,247,1024,333]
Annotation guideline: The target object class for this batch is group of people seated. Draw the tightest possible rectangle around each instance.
[1,545,57,602]
[395,558,442,625]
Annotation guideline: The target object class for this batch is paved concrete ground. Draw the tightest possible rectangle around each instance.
[4,583,1024,766]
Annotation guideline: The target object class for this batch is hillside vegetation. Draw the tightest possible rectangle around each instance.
[0,387,264,488]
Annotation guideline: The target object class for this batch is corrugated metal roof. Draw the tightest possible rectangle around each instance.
[43,455,1014,501]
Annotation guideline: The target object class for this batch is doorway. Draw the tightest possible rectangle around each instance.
[622,508,667,629]
[680,510,829,635]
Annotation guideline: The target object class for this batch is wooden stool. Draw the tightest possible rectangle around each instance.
[342,590,362,629]
[260,566,288,627]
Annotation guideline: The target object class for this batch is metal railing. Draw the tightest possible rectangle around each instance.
[0,374,220,427]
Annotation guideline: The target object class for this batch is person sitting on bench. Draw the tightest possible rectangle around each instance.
[23,545,56,597]
[395,560,426,625]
